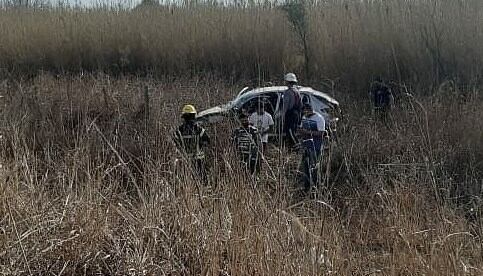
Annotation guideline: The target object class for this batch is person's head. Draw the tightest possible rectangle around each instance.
[284,73,298,87]
[239,113,250,127]
[181,104,197,122]
[302,95,310,106]
[302,103,314,117]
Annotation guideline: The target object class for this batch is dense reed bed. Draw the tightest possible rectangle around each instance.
[0,0,481,90]
[0,74,481,274]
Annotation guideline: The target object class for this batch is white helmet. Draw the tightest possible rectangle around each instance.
[284,73,298,83]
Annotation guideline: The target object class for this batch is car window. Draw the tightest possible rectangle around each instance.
[240,97,259,114]
[301,93,311,106]
[234,93,255,107]
[264,93,278,116]
[240,94,278,116]
[311,95,331,112]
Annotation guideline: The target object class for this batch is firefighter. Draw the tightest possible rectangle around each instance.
[174,104,210,180]
[232,113,261,175]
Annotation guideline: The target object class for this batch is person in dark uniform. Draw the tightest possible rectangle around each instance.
[232,113,261,175]
[282,73,303,146]
[174,104,210,180]
[371,77,394,123]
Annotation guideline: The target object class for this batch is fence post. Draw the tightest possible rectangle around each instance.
[144,85,150,133]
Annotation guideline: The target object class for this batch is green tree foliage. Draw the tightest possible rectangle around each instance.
[282,0,310,77]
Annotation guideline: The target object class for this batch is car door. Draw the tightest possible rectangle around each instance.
[268,91,284,137]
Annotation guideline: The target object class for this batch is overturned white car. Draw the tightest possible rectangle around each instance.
[197,86,341,137]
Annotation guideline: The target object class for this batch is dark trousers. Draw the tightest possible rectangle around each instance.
[242,154,259,175]
[284,109,301,146]
[374,106,391,126]
[299,139,322,191]
[192,158,207,183]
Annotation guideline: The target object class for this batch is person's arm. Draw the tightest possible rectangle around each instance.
[299,128,325,138]
[388,89,395,109]
[266,114,274,134]
[298,124,324,137]
[300,115,326,137]
[282,90,292,115]
[231,130,237,145]
[173,128,183,148]
[199,127,210,146]
[252,129,262,147]
[263,125,272,135]
[261,122,271,135]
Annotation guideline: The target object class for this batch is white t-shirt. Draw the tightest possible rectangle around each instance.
[302,112,326,131]
[249,111,274,143]
[300,112,326,153]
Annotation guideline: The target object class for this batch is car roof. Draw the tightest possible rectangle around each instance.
[236,86,339,107]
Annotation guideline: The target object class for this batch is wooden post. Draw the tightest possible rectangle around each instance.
[143,86,150,166]
[144,85,150,133]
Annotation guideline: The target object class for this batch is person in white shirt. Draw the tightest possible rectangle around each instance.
[299,103,326,157]
[249,102,274,150]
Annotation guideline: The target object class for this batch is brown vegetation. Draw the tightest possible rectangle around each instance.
[0,74,482,274]
[0,1,482,274]
[0,0,482,88]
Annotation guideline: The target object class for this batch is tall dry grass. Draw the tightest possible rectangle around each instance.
[0,0,482,89]
[0,74,482,274]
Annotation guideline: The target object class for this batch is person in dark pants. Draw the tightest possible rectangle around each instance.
[282,73,303,147]
[233,113,261,175]
[174,104,210,181]
[371,77,394,123]
[298,103,327,191]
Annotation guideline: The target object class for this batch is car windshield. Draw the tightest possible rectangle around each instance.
[232,87,286,106]
[231,86,338,111]
[232,94,255,108]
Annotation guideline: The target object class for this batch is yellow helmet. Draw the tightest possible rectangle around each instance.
[182,104,197,115]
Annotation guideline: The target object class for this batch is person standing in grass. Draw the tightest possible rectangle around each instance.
[174,104,210,180]
[282,73,303,147]
[298,103,327,191]
[299,103,327,158]
[233,113,261,175]
[249,100,274,152]
[371,76,394,123]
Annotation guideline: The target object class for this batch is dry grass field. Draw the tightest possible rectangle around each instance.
[0,1,483,275]
[0,74,482,275]
[0,0,482,87]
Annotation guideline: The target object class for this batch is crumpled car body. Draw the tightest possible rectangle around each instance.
[197,86,341,138]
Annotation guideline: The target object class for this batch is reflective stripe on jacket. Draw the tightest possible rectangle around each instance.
[175,122,209,159]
